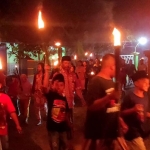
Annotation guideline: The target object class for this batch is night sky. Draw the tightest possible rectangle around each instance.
[0,0,150,44]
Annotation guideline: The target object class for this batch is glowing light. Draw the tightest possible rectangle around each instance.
[138,37,147,45]
[89,53,93,57]
[15,65,18,68]
[0,58,2,69]
[54,61,58,66]
[74,55,77,60]
[100,58,102,61]
[91,71,95,75]
[55,42,61,47]
[52,56,55,60]
[38,11,44,29]
[112,28,121,46]
[85,52,88,56]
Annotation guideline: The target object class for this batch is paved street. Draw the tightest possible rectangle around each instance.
[8,99,86,150]
[7,99,150,150]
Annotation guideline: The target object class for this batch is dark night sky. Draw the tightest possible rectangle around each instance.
[0,0,150,44]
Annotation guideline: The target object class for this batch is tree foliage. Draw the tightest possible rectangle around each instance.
[7,43,43,63]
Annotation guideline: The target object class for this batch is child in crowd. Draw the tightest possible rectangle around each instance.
[121,71,150,150]
[45,73,71,150]
[0,77,22,150]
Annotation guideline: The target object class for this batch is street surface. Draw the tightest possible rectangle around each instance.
[8,98,150,150]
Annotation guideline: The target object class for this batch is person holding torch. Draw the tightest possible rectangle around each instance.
[83,28,128,150]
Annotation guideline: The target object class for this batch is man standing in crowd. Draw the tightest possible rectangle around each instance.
[7,75,20,115]
[76,60,86,91]
[127,60,136,80]
[18,74,32,124]
[138,58,147,73]
[83,54,125,150]
[32,63,48,126]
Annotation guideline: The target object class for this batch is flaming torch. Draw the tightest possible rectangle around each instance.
[112,28,121,90]
[38,11,44,29]
[38,10,49,65]
[112,28,128,148]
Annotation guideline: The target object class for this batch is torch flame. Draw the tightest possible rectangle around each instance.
[113,28,121,46]
[38,11,44,29]
[0,58,2,69]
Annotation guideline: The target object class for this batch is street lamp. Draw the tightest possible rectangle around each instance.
[133,37,147,70]
[55,42,61,47]
[134,37,147,52]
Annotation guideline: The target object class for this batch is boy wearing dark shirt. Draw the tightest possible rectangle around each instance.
[45,74,70,150]
[121,71,150,150]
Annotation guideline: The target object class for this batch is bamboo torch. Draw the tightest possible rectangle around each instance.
[113,29,129,150]
[38,10,49,65]
[112,28,121,91]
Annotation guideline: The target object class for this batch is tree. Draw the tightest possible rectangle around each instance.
[7,43,43,63]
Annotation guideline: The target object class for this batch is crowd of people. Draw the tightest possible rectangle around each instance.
[0,54,150,150]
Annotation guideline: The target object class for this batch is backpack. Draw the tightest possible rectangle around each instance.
[0,103,7,129]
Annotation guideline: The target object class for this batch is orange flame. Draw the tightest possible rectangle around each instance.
[0,58,2,69]
[38,11,44,29]
[112,28,121,46]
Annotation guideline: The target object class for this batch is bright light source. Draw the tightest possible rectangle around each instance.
[89,53,93,57]
[91,71,95,75]
[54,61,58,66]
[74,55,77,60]
[85,52,88,56]
[138,37,147,45]
[38,11,44,29]
[100,58,102,61]
[55,42,61,47]
[52,56,55,60]
[0,58,2,69]
[112,28,121,46]
[15,65,18,68]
